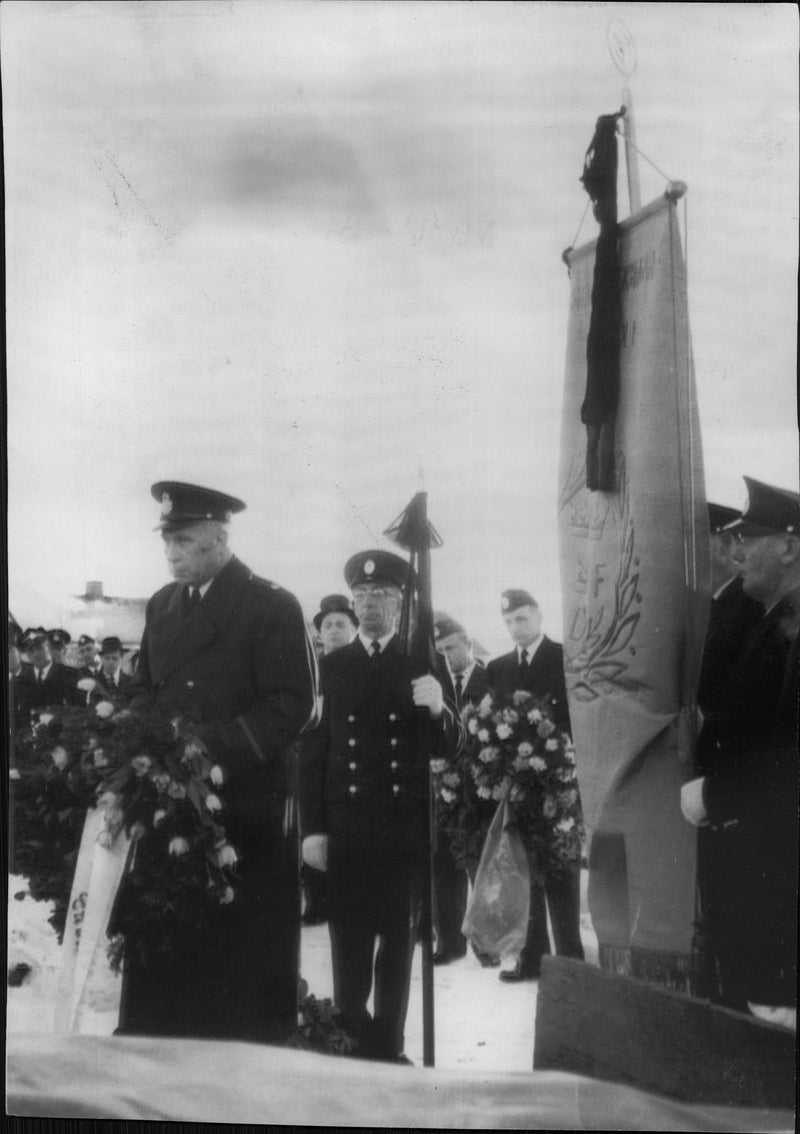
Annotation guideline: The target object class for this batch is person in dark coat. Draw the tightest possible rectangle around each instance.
[16,627,81,712]
[93,636,135,706]
[682,477,799,1023]
[431,615,491,965]
[300,550,461,1063]
[47,629,76,670]
[694,503,764,997]
[76,634,102,679]
[115,480,319,1043]
[300,595,360,926]
[485,590,584,981]
[696,503,763,735]
[9,633,35,728]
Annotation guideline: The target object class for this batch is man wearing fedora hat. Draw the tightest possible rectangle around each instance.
[300,550,460,1063]
[682,477,800,1025]
[96,637,134,704]
[314,594,359,656]
[114,480,319,1043]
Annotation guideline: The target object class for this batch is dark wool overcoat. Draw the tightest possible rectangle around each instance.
[15,661,82,716]
[116,555,318,1042]
[700,587,799,1007]
[696,575,763,757]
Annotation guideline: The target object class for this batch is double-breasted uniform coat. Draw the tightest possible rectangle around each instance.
[485,637,584,972]
[116,555,318,1042]
[300,635,460,1058]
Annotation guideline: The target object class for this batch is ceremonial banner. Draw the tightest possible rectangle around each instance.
[558,195,709,979]
[54,808,129,1033]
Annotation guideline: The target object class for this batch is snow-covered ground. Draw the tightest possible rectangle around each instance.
[7,871,597,1071]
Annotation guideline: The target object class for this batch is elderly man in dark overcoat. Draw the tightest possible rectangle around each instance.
[300,550,461,1064]
[116,480,318,1043]
[682,478,799,1025]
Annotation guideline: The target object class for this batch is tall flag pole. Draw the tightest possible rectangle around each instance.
[558,24,710,992]
[384,491,443,1067]
[608,18,642,215]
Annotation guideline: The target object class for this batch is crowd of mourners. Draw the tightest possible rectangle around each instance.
[7,473,798,1060]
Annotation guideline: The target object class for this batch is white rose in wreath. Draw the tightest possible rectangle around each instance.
[216,842,238,868]
[51,745,69,770]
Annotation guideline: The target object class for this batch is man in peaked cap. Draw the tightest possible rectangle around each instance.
[300,550,461,1063]
[682,477,800,1024]
[114,480,319,1043]
[486,590,584,982]
[77,634,101,678]
[17,627,81,712]
[431,614,492,966]
[47,629,75,670]
[692,502,763,997]
[9,628,35,740]
[697,503,763,738]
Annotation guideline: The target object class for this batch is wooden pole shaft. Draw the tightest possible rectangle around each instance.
[622,85,642,215]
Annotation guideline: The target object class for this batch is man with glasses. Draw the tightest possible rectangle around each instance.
[682,477,799,1027]
[300,550,460,1064]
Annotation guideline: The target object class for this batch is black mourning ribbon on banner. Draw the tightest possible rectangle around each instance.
[580,110,623,492]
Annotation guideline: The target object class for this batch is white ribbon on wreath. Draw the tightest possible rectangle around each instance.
[53,807,132,1033]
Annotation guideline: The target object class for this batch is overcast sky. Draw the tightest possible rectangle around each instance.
[3,1,798,655]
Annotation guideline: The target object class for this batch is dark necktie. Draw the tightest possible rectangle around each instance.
[370,640,381,661]
[189,587,201,610]
[519,649,530,675]
[454,673,464,708]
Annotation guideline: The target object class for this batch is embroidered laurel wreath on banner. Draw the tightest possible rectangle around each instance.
[560,452,643,702]
[432,690,584,877]
[12,701,240,967]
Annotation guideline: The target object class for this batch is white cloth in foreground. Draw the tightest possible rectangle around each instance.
[6,1034,794,1131]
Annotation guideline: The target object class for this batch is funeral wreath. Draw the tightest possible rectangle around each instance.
[12,700,239,968]
[432,689,584,876]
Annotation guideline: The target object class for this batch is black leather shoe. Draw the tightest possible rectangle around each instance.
[433,950,466,965]
[498,962,540,982]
